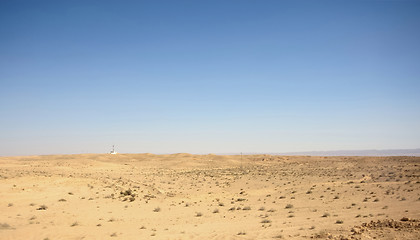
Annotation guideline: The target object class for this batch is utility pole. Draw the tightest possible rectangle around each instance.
[240,152,243,169]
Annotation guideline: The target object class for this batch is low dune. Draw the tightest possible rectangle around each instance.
[1,154,419,239]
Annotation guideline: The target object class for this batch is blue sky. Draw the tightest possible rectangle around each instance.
[1,0,419,155]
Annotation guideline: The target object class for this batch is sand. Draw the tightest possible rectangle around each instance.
[0,154,419,239]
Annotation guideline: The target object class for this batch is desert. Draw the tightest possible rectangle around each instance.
[1,154,419,239]
[3,1,420,239]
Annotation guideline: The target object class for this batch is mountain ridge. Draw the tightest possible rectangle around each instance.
[273,148,420,156]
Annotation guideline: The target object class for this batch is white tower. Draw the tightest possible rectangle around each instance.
[110,145,117,154]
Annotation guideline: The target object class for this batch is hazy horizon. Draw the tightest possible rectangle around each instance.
[2,147,420,158]
[1,0,420,156]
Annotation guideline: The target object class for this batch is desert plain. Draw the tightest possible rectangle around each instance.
[0,154,419,240]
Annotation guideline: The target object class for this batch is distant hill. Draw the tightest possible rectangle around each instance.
[276,148,420,156]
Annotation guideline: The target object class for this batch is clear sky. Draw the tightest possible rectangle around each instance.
[1,0,419,156]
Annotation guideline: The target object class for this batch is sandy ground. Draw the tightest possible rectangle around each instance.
[0,154,419,240]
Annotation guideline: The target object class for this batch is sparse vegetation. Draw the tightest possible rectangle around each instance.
[261,219,271,223]
[37,205,48,210]
[0,223,11,229]
[1,153,418,239]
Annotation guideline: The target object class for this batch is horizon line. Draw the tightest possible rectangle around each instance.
[1,147,420,157]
